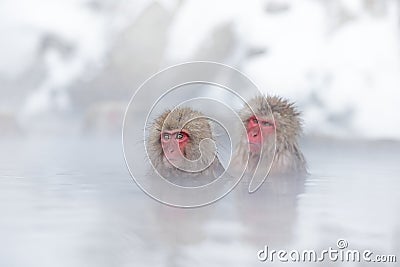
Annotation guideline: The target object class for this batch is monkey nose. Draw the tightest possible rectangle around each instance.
[250,130,258,137]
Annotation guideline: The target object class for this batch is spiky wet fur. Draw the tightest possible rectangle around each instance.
[235,95,307,174]
[147,107,224,182]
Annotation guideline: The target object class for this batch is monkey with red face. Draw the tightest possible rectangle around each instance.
[147,107,225,186]
[233,96,306,246]
[234,95,307,176]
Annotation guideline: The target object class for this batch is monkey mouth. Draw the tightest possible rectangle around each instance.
[163,157,186,171]
[249,142,261,147]
[248,142,262,154]
[164,156,181,163]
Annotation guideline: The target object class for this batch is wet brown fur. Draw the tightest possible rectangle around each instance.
[235,95,307,174]
[147,107,224,180]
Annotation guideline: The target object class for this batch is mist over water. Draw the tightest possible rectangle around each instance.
[0,135,398,266]
[1,0,400,265]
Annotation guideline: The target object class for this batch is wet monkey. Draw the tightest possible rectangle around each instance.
[234,95,307,175]
[147,107,225,186]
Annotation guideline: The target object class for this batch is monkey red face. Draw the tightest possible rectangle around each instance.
[247,116,274,154]
[160,130,189,164]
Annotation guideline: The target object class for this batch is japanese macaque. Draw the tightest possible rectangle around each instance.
[147,107,225,186]
[234,95,307,175]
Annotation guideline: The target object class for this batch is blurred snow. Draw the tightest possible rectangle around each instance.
[0,0,399,139]
[0,0,168,120]
[164,0,400,140]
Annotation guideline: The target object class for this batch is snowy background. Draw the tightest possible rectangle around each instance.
[1,0,400,140]
[1,2,400,266]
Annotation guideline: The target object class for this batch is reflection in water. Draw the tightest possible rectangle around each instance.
[234,174,305,248]
[0,137,399,266]
[150,202,213,267]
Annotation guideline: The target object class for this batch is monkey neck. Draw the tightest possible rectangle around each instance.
[275,136,297,155]
[158,156,220,177]
[273,136,307,174]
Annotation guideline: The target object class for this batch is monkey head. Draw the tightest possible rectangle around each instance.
[147,107,216,174]
[240,96,302,156]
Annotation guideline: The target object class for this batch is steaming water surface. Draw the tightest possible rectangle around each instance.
[0,137,399,266]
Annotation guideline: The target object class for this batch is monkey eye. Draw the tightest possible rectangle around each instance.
[261,121,273,127]
[176,132,185,140]
[162,133,170,140]
[252,118,259,124]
